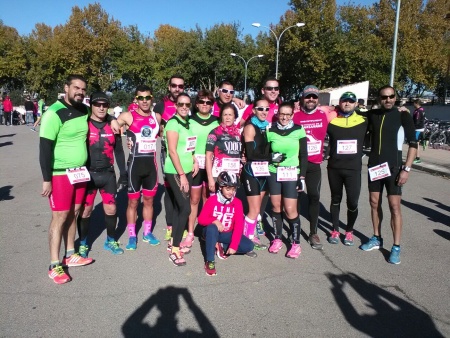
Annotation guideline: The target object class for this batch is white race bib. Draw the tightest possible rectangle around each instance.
[185,136,197,152]
[195,154,206,169]
[251,161,270,177]
[222,158,240,173]
[307,140,322,155]
[276,166,297,181]
[368,162,391,182]
[138,139,156,153]
[66,167,91,185]
[337,139,357,154]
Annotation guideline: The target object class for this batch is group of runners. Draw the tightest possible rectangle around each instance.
[39,74,417,283]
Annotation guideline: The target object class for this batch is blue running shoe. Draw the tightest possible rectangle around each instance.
[104,240,124,255]
[256,220,265,236]
[143,232,161,246]
[126,236,137,250]
[388,246,401,264]
[360,236,383,251]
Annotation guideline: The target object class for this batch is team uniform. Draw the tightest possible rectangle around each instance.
[326,112,368,244]
[241,102,279,124]
[367,108,416,196]
[39,100,89,211]
[190,113,219,187]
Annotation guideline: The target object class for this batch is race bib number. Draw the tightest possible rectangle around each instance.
[368,162,391,182]
[337,139,357,154]
[307,140,322,156]
[251,161,270,177]
[138,139,156,153]
[66,166,91,184]
[276,166,297,181]
[185,136,197,152]
[222,158,240,173]
[195,154,206,169]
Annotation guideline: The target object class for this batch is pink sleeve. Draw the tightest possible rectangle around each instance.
[197,197,215,226]
[241,104,254,122]
[229,199,244,251]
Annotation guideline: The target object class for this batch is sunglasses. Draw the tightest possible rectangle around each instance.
[136,95,153,101]
[198,99,213,105]
[254,106,269,112]
[177,102,192,108]
[264,86,279,91]
[380,94,396,100]
[219,88,235,95]
[92,102,109,108]
[170,83,185,89]
[278,113,293,117]
[304,94,318,99]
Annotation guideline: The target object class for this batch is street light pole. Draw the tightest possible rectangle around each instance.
[230,53,264,99]
[252,22,305,79]
[390,0,401,86]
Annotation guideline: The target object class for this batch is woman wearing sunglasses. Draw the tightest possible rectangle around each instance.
[266,102,308,258]
[205,103,242,194]
[241,98,280,252]
[183,90,219,249]
[164,93,199,266]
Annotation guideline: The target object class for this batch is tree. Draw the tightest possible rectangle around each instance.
[0,21,27,90]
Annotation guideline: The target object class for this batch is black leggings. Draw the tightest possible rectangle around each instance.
[165,173,192,247]
[327,168,361,232]
[304,162,321,234]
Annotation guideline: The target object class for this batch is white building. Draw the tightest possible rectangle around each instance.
[318,81,369,106]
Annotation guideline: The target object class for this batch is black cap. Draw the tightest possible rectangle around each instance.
[90,92,110,104]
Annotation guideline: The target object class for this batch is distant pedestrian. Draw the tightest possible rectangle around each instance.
[412,99,426,163]
[24,96,35,126]
[3,95,13,126]
[0,96,4,125]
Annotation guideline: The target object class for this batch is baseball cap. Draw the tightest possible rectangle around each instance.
[340,92,357,102]
[90,92,110,104]
[302,85,319,97]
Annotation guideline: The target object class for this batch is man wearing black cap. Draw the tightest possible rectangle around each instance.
[77,92,128,258]
[326,92,368,246]
[293,85,336,249]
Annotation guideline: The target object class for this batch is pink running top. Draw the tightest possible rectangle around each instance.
[127,110,159,157]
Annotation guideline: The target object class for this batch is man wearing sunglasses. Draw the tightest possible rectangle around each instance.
[241,77,282,126]
[77,92,127,258]
[117,85,162,250]
[293,85,334,250]
[360,85,417,265]
[212,80,245,123]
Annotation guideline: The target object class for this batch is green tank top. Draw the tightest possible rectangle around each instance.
[164,115,195,174]
[189,113,219,155]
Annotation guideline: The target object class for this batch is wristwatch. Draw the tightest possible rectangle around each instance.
[402,165,411,172]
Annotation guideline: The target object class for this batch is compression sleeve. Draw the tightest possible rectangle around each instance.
[244,141,270,161]
[299,137,308,177]
[113,134,127,176]
[40,137,55,181]
[401,110,418,148]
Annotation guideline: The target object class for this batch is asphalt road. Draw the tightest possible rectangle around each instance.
[1,125,449,337]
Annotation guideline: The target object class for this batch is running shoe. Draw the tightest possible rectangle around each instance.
[360,236,383,251]
[169,252,186,266]
[308,233,323,250]
[164,226,172,241]
[268,238,283,254]
[245,250,258,258]
[413,158,422,164]
[143,232,161,246]
[79,244,89,258]
[126,236,137,250]
[167,243,191,254]
[388,246,401,264]
[62,253,93,267]
[204,261,217,276]
[182,230,188,239]
[286,243,302,259]
[344,231,354,246]
[104,240,124,255]
[328,231,340,244]
[252,235,267,250]
[215,243,229,260]
[256,219,265,236]
[48,265,71,284]
[181,233,194,248]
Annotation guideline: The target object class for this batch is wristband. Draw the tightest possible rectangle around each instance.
[179,173,185,176]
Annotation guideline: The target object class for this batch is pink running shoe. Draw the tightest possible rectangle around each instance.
[61,253,93,267]
[268,238,283,254]
[215,243,229,260]
[344,231,354,246]
[181,233,194,248]
[286,243,301,259]
[48,265,71,284]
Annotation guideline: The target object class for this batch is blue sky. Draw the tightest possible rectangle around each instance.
[1,0,376,38]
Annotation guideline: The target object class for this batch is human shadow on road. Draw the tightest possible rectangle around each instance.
[122,286,219,337]
[0,133,16,138]
[0,185,14,200]
[401,198,450,228]
[327,272,445,337]
[433,229,450,241]
[0,141,13,147]
[423,197,450,213]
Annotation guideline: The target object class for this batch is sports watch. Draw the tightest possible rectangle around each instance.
[401,165,411,172]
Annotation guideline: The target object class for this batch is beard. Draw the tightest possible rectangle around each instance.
[69,97,85,109]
